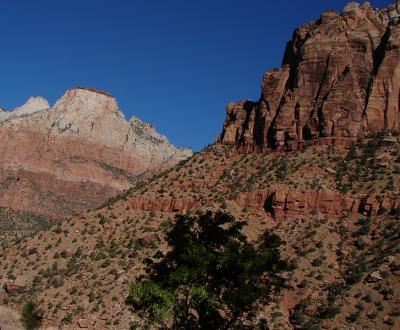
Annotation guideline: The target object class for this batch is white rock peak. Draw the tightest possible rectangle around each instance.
[0,87,192,158]
[0,96,50,122]
[53,88,124,118]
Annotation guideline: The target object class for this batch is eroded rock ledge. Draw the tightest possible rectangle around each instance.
[126,187,398,221]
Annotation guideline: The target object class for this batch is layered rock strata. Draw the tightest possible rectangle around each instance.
[125,187,398,221]
[0,88,192,218]
[219,2,400,152]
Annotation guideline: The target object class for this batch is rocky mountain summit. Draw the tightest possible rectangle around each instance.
[0,96,50,122]
[220,1,400,152]
[0,87,192,219]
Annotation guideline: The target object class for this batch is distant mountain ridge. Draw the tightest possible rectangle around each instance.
[0,87,192,219]
[0,96,50,122]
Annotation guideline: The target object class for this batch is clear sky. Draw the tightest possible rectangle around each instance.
[0,0,393,151]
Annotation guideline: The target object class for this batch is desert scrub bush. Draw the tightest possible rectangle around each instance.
[347,311,361,323]
[318,305,341,319]
[344,261,367,285]
[353,217,372,237]
[21,300,42,330]
[275,159,288,181]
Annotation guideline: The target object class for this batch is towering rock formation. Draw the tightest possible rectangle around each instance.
[0,87,192,218]
[219,2,400,152]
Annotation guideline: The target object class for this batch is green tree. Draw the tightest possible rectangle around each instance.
[345,144,357,161]
[21,300,42,330]
[126,211,289,329]
[276,160,288,181]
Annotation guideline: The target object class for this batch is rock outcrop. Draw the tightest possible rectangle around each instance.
[0,88,192,218]
[127,196,211,213]
[125,187,399,221]
[234,188,399,220]
[219,2,400,152]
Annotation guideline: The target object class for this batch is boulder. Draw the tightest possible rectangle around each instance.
[78,319,90,328]
[366,271,383,283]
[116,275,128,287]
[138,232,160,247]
[325,168,337,175]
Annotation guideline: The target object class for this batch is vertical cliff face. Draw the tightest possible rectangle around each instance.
[219,2,400,151]
[0,88,192,218]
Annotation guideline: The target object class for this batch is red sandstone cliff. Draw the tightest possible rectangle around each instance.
[219,2,400,152]
[124,187,399,222]
[0,88,192,218]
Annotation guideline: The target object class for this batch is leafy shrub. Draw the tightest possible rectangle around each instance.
[126,211,289,329]
[21,300,42,330]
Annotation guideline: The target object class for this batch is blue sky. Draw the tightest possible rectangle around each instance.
[0,0,393,150]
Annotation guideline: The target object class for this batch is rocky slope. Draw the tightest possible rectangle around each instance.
[0,88,192,219]
[1,133,399,329]
[219,1,400,152]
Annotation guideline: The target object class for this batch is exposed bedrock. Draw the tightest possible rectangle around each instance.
[219,3,400,152]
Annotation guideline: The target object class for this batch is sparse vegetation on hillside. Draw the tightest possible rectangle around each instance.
[0,136,399,328]
[0,207,52,248]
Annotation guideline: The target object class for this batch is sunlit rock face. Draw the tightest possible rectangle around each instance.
[219,2,400,152]
[0,87,192,218]
[0,96,50,122]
